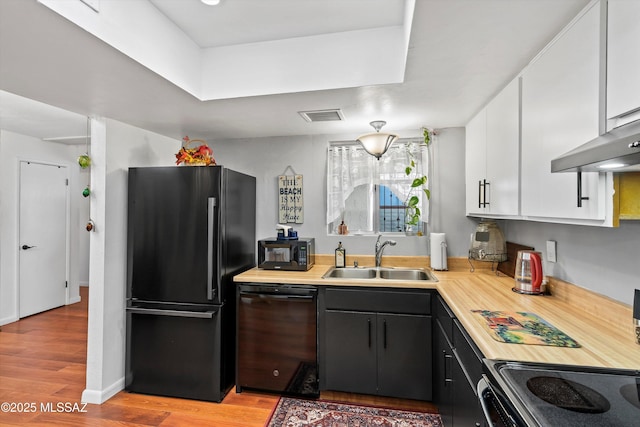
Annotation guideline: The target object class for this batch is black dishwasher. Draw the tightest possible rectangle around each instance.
[236,283,318,397]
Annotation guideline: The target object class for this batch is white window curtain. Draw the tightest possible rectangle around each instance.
[327,140,430,229]
[326,144,376,225]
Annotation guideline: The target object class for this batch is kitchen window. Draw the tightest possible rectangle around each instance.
[327,140,429,235]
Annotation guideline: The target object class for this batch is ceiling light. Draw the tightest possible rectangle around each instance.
[201,0,221,5]
[356,121,398,160]
[598,163,627,169]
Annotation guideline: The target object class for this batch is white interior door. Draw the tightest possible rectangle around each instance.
[19,161,68,318]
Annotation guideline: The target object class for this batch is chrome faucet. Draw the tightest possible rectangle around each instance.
[375,235,397,267]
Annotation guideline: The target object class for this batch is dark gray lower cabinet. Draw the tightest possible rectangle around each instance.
[378,313,431,400]
[435,320,454,426]
[434,295,483,427]
[323,310,377,394]
[320,288,433,401]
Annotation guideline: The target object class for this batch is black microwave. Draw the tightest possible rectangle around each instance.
[258,238,315,271]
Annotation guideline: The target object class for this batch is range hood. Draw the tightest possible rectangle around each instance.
[551,119,640,173]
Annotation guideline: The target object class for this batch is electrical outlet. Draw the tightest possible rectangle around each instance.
[546,240,557,263]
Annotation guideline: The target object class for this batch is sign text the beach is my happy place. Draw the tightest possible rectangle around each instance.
[278,174,303,224]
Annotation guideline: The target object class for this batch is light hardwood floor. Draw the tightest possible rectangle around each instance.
[0,287,436,426]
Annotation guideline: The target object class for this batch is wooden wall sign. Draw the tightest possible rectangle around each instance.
[278,171,303,224]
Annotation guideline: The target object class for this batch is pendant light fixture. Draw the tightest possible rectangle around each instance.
[356,120,398,160]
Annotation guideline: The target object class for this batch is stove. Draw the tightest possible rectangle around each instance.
[479,359,640,426]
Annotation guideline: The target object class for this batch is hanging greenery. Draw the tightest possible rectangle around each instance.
[404,127,432,230]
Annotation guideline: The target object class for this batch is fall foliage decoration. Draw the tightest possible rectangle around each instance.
[175,136,216,166]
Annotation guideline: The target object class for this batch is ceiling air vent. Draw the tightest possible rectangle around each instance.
[298,109,345,122]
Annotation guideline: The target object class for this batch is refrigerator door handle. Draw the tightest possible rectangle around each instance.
[126,307,218,319]
[207,197,218,301]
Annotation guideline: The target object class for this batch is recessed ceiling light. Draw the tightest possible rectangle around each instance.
[598,163,627,169]
[201,0,221,5]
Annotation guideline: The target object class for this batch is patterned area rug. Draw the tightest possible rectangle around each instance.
[266,397,443,427]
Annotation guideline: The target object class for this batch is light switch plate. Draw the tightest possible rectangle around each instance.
[546,240,557,263]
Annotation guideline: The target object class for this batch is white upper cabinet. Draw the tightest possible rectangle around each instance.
[521,1,606,223]
[466,79,520,217]
[607,0,640,128]
[465,108,487,216]
[485,79,520,216]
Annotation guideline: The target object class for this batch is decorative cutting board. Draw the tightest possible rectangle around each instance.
[471,310,581,347]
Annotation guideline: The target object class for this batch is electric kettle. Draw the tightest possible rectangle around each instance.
[514,250,544,295]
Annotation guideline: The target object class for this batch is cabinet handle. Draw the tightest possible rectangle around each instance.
[444,351,453,384]
[478,179,490,208]
[383,319,387,349]
[368,319,372,348]
[577,172,589,207]
[483,179,490,207]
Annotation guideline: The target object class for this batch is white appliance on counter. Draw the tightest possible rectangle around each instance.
[430,232,448,271]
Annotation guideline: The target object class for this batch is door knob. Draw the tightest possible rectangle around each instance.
[21,244,36,250]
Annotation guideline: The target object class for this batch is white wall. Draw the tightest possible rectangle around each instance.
[82,118,179,404]
[213,127,476,261]
[504,219,640,306]
[0,129,83,325]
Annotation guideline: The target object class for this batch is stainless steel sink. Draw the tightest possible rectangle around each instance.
[321,268,377,279]
[378,269,432,281]
[322,267,437,282]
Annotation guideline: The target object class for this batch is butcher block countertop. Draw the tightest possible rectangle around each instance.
[233,256,640,371]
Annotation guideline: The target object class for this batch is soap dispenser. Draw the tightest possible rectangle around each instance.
[335,242,346,268]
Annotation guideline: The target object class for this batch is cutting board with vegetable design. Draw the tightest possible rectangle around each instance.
[471,310,581,347]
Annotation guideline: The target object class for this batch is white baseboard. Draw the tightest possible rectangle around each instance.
[69,295,81,304]
[0,315,18,327]
[79,282,89,287]
[81,377,125,404]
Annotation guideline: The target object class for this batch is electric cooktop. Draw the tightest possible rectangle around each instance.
[485,360,640,427]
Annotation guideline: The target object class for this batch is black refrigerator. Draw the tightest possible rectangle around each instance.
[125,166,256,402]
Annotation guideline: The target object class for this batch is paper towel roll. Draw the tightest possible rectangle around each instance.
[430,233,448,271]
